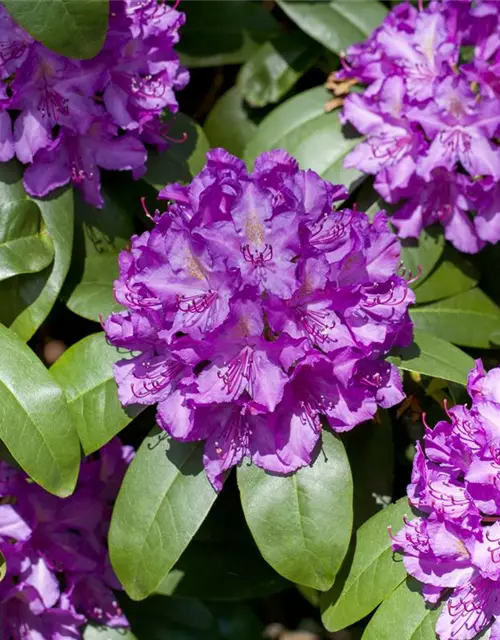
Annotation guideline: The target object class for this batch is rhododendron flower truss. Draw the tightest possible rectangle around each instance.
[0,0,188,206]
[0,438,132,639]
[105,149,415,491]
[393,361,500,640]
[335,0,500,252]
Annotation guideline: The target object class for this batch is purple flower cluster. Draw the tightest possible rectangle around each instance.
[0,0,188,207]
[0,438,132,638]
[336,0,500,253]
[105,148,414,491]
[392,361,500,639]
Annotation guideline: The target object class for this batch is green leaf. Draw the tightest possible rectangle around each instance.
[179,0,282,68]
[8,187,74,341]
[4,0,109,59]
[0,323,80,497]
[109,428,218,600]
[244,86,364,192]
[238,32,321,108]
[83,625,138,640]
[321,497,411,632]
[388,328,475,385]
[66,253,121,322]
[414,247,478,304]
[0,162,53,283]
[51,333,139,455]
[361,578,441,640]
[277,0,387,54]
[237,429,353,591]
[400,228,445,290]
[0,220,52,283]
[204,87,259,158]
[144,114,210,190]
[411,288,500,349]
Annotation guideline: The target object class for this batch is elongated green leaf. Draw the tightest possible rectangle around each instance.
[179,0,282,68]
[109,428,218,600]
[66,253,121,322]
[0,324,79,496]
[362,578,441,640]
[145,114,210,190]
[411,288,500,349]
[244,86,363,191]
[277,0,387,54]
[0,162,53,282]
[51,333,139,455]
[238,32,321,108]
[321,498,411,631]
[400,229,445,290]
[414,248,478,304]
[0,209,54,280]
[9,187,74,341]
[204,87,259,158]
[238,429,353,590]
[84,626,137,640]
[4,0,109,59]
[388,329,474,385]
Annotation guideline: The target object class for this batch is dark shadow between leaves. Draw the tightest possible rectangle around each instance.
[280,0,338,5]
[268,32,321,74]
[156,475,290,601]
[75,189,135,253]
[445,245,478,281]
[0,159,23,185]
[145,115,201,187]
[178,0,280,59]
[320,533,357,615]
[341,122,363,141]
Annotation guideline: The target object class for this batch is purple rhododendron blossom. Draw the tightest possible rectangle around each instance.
[393,360,500,640]
[336,0,500,252]
[0,438,132,639]
[105,149,414,491]
[0,0,188,207]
